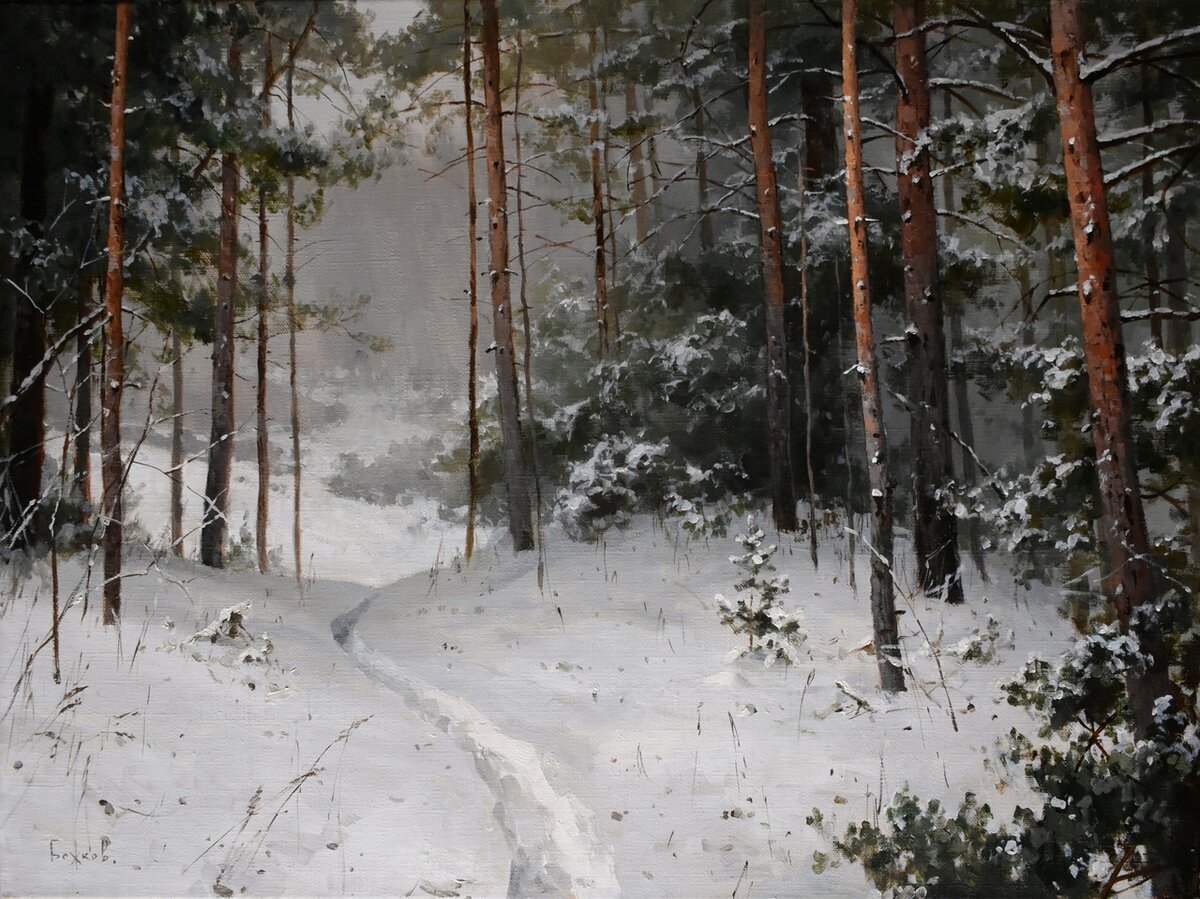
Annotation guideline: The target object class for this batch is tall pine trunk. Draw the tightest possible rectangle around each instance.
[285,50,303,587]
[100,0,131,624]
[587,30,611,360]
[480,0,534,552]
[201,30,241,569]
[625,83,649,246]
[1048,15,1197,896]
[842,0,904,692]
[170,330,184,556]
[747,0,798,533]
[255,36,272,575]
[894,0,962,602]
[74,276,94,515]
[463,2,481,561]
[1050,1,1192,891]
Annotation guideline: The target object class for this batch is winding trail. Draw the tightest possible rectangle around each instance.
[332,594,619,897]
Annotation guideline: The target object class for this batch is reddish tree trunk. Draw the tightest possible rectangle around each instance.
[1051,1,1191,892]
[201,31,241,569]
[894,0,963,602]
[480,0,534,551]
[100,0,131,623]
[463,2,481,561]
[843,0,905,692]
[747,0,799,533]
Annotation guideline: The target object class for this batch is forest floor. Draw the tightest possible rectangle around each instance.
[1,518,1075,897]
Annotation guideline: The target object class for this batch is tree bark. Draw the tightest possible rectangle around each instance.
[894,0,963,603]
[747,0,799,533]
[7,80,55,545]
[1051,2,1192,891]
[463,2,481,562]
[74,276,94,514]
[201,30,241,569]
[255,35,273,575]
[285,48,303,587]
[1047,19,1195,895]
[843,0,905,692]
[480,0,534,552]
[626,82,649,246]
[588,30,611,360]
[170,330,184,556]
[692,87,715,255]
[100,0,131,624]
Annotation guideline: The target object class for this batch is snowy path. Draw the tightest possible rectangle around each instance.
[332,594,620,897]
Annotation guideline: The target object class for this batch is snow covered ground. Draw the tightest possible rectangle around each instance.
[1,510,1075,897]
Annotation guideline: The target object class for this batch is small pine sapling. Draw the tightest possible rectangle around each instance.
[716,517,807,666]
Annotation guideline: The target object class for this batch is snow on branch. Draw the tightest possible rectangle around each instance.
[0,307,109,428]
[1104,142,1200,188]
[1083,24,1200,83]
[1097,119,1200,148]
[953,4,1052,82]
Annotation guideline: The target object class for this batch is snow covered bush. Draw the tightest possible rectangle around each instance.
[553,433,670,539]
[946,614,1013,664]
[832,597,1200,896]
[716,518,807,667]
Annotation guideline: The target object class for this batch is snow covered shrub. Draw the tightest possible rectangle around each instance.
[832,597,1200,897]
[185,602,275,667]
[553,433,670,540]
[946,614,1013,664]
[716,518,807,666]
[826,790,1054,898]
